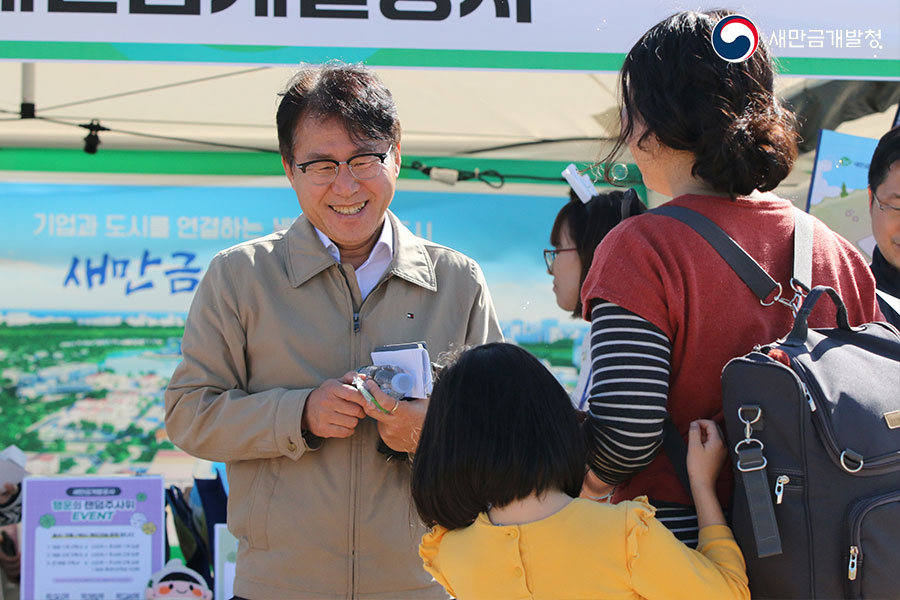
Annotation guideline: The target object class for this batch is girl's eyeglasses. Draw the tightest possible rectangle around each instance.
[543,248,577,273]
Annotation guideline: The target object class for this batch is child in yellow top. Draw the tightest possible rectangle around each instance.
[410,343,748,600]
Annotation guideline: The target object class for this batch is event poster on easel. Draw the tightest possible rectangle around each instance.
[21,475,165,600]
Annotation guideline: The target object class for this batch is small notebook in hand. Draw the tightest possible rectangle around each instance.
[371,342,432,399]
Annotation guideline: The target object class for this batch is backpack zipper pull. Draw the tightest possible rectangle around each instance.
[848,545,858,581]
[774,475,789,504]
[803,385,817,412]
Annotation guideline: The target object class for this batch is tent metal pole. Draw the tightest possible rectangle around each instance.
[21,62,35,118]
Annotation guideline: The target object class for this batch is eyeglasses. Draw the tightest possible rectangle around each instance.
[295,144,393,185]
[543,248,577,273]
[872,189,900,219]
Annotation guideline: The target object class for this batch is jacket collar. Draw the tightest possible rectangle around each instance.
[285,210,437,292]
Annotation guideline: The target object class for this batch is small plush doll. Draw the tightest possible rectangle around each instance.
[146,558,213,599]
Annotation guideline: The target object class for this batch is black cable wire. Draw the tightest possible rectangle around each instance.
[6,105,604,167]
[4,114,617,186]
[35,115,278,153]
[460,136,607,155]
[405,161,573,188]
[44,115,272,129]
[470,169,504,188]
[38,67,271,112]
[501,173,567,182]
[100,127,278,153]
[5,116,599,171]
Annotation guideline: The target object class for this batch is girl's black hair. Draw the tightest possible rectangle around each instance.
[550,188,647,317]
[601,10,798,196]
[411,343,585,531]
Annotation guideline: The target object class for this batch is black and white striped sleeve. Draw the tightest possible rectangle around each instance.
[585,300,672,485]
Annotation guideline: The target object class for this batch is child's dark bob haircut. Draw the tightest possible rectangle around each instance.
[411,343,586,531]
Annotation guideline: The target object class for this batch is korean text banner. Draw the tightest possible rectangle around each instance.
[0,0,898,76]
[0,181,587,481]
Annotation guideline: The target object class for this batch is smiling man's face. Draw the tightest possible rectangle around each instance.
[871,161,900,270]
[283,115,400,263]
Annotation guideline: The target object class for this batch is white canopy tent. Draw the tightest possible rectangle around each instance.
[0,0,897,202]
[2,62,618,159]
[1,62,896,206]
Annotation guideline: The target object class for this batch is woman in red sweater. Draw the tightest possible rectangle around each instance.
[580,10,881,544]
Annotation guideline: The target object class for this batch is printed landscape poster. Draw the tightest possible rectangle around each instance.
[0,180,585,482]
[807,129,880,260]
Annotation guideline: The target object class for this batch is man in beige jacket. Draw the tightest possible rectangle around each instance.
[164,63,502,599]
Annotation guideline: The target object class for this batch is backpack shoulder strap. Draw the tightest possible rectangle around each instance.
[652,205,778,301]
[662,418,693,503]
[651,204,812,532]
[792,207,814,292]
[652,204,815,299]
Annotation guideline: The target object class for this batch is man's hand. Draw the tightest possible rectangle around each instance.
[357,377,427,454]
[301,375,368,439]
[0,483,17,506]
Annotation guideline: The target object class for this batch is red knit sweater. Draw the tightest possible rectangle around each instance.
[581,193,881,506]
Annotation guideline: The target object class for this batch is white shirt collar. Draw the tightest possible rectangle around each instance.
[314,216,393,263]
[314,216,394,299]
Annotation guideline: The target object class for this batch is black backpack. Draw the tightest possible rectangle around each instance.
[656,205,900,599]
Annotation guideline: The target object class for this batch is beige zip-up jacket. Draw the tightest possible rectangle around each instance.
[165,211,502,599]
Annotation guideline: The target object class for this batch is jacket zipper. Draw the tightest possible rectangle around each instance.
[339,262,398,597]
[338,264,360,598]
[352,305,360,599]
[846,491,900,593]
[345,266,390,598]
[787,356,900,474]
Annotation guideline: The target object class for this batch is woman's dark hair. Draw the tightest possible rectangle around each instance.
[276,61,401,163]
[411,343,585,530]
[550,188,647,317]
[868,126,900,192]
[602,10,798,196]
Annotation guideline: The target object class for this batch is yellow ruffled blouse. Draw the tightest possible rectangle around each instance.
[419,497,749,600]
